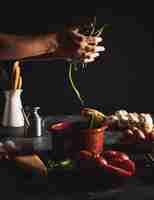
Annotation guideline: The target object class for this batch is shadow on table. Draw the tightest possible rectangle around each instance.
[3,157,154,200]
[0,159,129,196]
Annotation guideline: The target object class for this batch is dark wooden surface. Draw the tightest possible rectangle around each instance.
[1,159,154,200]
[1,118,154,199]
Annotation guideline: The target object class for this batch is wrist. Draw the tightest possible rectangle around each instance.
[43,32,59,54]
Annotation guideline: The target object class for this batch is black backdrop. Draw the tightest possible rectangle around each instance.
[1,3,154,200]
[1,2,154,116]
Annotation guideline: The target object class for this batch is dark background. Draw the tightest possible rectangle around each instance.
[1,2,154,116]
[1,3,154,200]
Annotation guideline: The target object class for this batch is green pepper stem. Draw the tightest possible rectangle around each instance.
[89,112,95,128]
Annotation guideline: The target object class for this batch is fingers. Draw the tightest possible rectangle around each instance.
[83,58,95,63]
[71,31,104,52]
[57,30,105,63]
[73,32,102,46]
[86,36,102,45]
[80,52,100,63]
[77,39,105,53]
[80,46,105,63]
[83,52,100,59]
[77,43,105,63]
[84,45,105,53]
[95,46,105,52]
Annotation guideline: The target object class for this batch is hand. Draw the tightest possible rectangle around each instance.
[54,29,105,63]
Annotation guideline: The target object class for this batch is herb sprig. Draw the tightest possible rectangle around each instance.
[68,17,110,106]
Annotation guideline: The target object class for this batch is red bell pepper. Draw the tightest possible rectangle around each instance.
[77,150,135,177]
[101,150,136,177]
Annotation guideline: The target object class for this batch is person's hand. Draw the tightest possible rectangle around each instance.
[54,29,105,63]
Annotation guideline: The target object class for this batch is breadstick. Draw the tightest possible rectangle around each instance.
[11,61,21,89]
[17,76,22,89]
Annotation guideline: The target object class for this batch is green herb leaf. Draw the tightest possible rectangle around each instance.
[95,24,112,36]
[89,112,95,128]
[90,16,97,36]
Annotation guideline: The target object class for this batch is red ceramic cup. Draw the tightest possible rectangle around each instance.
[77,126,106,155]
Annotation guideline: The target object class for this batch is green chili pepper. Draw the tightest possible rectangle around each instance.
[89,112,96,128]
[60,159,72,166]
[47,159,75,171]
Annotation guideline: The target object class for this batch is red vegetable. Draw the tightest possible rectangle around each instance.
[77,150,135,177]
[77,150,94,160]
[96,156,134,176]
[101,150,135,177]
[76,150,135,177]
[48,121,72,132]
[103,150,129,161]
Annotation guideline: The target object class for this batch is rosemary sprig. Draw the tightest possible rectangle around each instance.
[90,16,97,36]
[95,24,111,36]
[68,63,84,106]
[68,18,110,107]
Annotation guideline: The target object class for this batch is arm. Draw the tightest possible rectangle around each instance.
[0,31,105,62]
[0,32,58,60]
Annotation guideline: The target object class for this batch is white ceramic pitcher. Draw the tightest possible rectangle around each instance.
[2,89,24,127]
